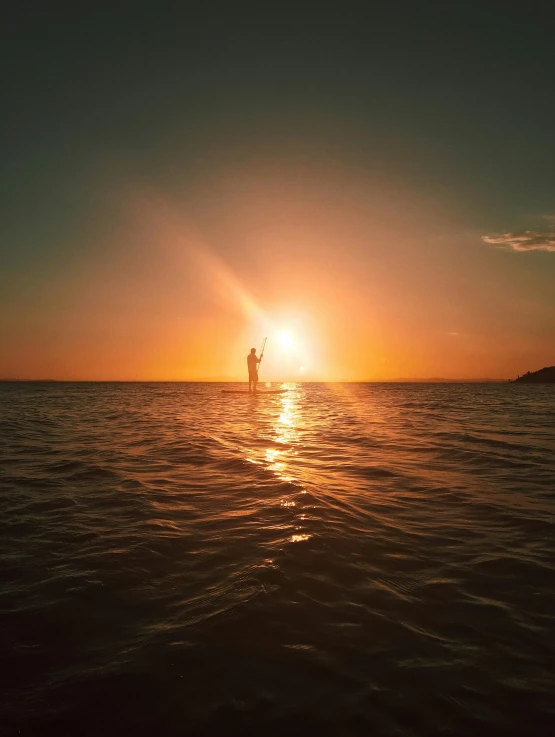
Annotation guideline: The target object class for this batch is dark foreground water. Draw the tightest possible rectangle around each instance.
[1,382,554,737]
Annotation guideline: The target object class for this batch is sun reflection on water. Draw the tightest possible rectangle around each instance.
[243,384,312,544]
[265,447,284,472]
[271,385,302,482]
[270,386,312,542]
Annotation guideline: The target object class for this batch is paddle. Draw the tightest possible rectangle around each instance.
[258,337,267,385]
[259,337,267,365]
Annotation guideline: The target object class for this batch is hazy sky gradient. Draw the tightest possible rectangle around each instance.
[2,2,554,380]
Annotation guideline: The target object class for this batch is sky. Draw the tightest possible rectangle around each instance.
[1,2,554,381]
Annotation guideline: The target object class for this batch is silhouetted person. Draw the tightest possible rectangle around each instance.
[247,348,261,393]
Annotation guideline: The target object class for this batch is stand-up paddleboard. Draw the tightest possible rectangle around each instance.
[222,389,287,395]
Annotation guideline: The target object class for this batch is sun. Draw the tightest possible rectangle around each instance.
[277,331,295,351]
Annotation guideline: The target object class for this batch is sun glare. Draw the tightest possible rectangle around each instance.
[278,331,295,351]
[256,319,314,379]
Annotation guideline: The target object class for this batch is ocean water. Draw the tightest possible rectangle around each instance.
[1,381,554,737]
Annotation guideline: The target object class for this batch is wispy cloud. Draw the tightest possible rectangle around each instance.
[482,216,555,252]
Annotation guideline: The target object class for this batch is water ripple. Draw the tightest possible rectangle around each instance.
[1,381,554,736]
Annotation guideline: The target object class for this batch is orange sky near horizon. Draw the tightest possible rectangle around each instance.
[1,155,553,382]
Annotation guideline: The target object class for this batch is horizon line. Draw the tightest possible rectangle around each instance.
[0,378,509,383]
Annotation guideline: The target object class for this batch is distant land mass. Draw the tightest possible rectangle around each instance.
[513,366,555,383]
